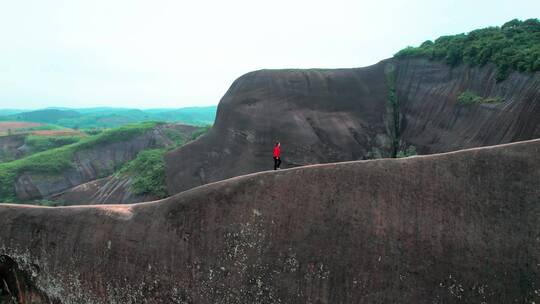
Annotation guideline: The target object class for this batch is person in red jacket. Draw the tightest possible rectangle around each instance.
[273,142,281,170]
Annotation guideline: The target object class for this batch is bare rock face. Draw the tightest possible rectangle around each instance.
[394,58,540,154]
[165,64,395,194]
[165,58,540,194]
[1,139,539,303]
[48,175,158,205]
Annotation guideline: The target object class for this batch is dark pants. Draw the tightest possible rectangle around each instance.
[273,157,281,170]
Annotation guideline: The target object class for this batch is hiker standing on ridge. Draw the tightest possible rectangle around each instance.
[273,142,281,170]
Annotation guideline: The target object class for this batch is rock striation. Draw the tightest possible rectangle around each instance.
[165,58,540,194]
[1,139,539,303]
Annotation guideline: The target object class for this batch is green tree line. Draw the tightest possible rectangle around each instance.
[395,19,540,81]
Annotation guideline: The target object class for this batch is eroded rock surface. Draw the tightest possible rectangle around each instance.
[165,64,395,193]
[394,58,540,154]
[165,58,540,194]
[1,139,539,303]
[48,175,158,205]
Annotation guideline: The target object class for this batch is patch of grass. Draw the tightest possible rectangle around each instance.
[397,145,417,158]
[457,91,503,105]
[118,149,168,198]
[190,125,212,141]
[116,124,208,199]
[83,128,104,136]
[37,199,60,207]
[0,148,15,163]
[24,134,82,153]
[76,121,164,149]
[385,63,401,158]
[0,121,163,202]
[395,18,540,81]
[163,128,186,147]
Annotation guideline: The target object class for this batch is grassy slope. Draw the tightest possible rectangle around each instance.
[0,121,163,202]
[117,124,210,198]
[395,19,540,81]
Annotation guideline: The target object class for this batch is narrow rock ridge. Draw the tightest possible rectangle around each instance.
[1,139,539,303]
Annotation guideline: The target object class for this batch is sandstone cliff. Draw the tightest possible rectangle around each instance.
[165,58,540,194]
[165,64,395,193]
[394,58,540,153]
[0,139,539,303]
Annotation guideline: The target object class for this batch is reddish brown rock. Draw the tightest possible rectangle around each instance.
[48,175,158,205]
[165,59,540,195]
[165,64,396,194]
[1,139,539,303]
[394,58,540,154]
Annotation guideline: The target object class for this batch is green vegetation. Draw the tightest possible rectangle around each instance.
[397,146,417,158]
[457,91,502,105]
[0,121,162,202]
[37,199,60,207]
[24,134,82,154]
[384,63,401,158]
[117,125,210,198]
[118,149,168,198]
[76,121,164,149]
[164,128,186,146]
[0,109,80,123]
[395,19,540,81]
[191,124,212,140]
[0,148,15,163]
[20,124,68,131]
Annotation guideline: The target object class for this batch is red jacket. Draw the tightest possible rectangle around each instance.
[273,146,281,158]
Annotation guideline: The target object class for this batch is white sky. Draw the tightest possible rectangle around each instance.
[0,0,538,109]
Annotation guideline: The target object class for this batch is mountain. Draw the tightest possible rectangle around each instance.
[0,109,81,124]
[0,122,202,204]
[149,106,219,125]
[0,109,26,116]
[1,139,538,303]
[165,57,540,194]
[0,106,217,129]
[0,19,539,303]
[161,19,540,195]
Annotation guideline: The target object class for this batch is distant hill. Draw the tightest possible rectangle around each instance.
[0,109,26,116]
[0,106,217,128]
[149,106,218,125]
[1,109,81,124]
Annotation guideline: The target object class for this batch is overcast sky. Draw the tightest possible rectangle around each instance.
[0,0,538,109]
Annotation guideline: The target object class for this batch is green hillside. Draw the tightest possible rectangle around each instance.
[0,121,163,202]
[117,124,210,199]
[395,18,540,81]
